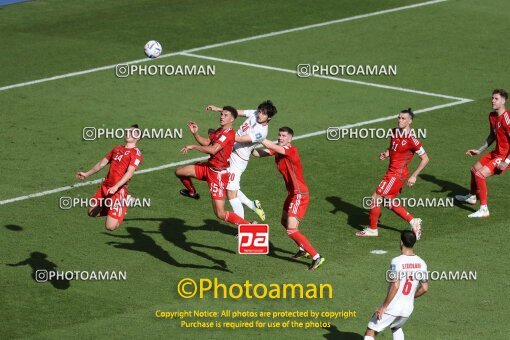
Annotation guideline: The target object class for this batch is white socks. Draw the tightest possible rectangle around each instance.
[237,190,255,210]
[229,198,244,219]
[392,328,404,340]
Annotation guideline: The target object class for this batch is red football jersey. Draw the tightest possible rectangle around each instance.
[207,128,235,170]
[274,145,309,194]
[387,128,424,178]
[103,146,143,187]
[489,111,510,157]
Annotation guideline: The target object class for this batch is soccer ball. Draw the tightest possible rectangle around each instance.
[144,40,162,59]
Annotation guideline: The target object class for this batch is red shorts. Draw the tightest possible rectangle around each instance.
[375,174,405,198]
[194,162,229,200]
[91,185,129,224]
[283,193,309,221]
[479,152,505,175]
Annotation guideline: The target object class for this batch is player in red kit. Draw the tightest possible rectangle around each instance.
[76,125,143,231]
[252,127,324,270]
[175,106,250,228]
[357,109,429,239]
[455,89,510,218]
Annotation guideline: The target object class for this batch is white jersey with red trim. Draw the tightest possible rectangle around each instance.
[231,109,268,164]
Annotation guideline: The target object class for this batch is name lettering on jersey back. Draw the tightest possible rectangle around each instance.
[402,263,422,269]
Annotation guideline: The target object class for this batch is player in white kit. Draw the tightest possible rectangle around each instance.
[206,100,278,221]
[364,230,429,340]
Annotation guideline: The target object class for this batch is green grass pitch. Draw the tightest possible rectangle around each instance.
[1,0,508,338]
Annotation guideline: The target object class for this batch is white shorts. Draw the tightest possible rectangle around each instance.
[367,313,408,333]
[226,152,249,191]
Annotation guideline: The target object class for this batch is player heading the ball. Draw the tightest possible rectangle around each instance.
[455,89,510,218]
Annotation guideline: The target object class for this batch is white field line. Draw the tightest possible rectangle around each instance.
[0,0,448,93]
[0,99,471,206]
[182,52,470,102]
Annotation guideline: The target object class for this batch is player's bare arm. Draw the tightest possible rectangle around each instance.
[466,132,495,156]
[414,281,429,298]
[261,139,286,155]
[76,157,109,180]
[187,121,210,146]
[251,148,273,158]
[379,149,390,160]
[408,152,429,187]
[206,105,247,117]
[181,142,221,155]
[375,279,400,320]
[234,134,253,143]
[108,165,137,194]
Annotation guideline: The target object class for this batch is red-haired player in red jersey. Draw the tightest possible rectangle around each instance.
[175,106,250,227]
[356,109,429,239]
[455,89,510,218]
[252,127,324,270]
[76,125,143,231]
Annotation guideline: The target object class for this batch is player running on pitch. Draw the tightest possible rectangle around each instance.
[252,127,324,270]
[76,124,142,231]
[455,89,510,218]
[363,230,428,340]
[206,100,278,221]
[175,106,250,227]
[357,108,429,239]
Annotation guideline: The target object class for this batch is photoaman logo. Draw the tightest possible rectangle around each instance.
[238,224,269,254]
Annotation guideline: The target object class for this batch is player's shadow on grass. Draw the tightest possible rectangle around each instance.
[323,324,363,340]
[5,224,23,231]
[6,251,70,290]
[103,227,230,272]
[419,174,475,212]
[326,196,400,233]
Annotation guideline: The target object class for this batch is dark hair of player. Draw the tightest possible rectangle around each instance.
[400,108,414,119]
[131,124,139,129]
[258,100,278,118]
[401,230,417,248]
[223,106,238,119]
[279,126,294,136]
[492,89,508,100]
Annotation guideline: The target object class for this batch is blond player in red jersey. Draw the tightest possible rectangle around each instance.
[455,89,510,218]
[252,127,324,270]
[76,125,143,231]
[175,106,250,227]
[357,109,429,239]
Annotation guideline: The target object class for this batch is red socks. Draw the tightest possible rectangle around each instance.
[474,170,488,205]
[390,205,413,222]
[224,211,249,226]
[369,204,381,230]
[287,229,318,258]
[179,177,196,195]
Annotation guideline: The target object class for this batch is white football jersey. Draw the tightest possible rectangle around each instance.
[385,254,428,317]
[232,109,268,162]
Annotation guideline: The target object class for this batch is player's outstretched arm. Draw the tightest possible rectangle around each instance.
[466,132,495,156]
[76,157,109,180]
[379,149,390,160]
[414,281,429,298]
[252,148,273,158]
[181,143,221,156]
[205,105,247,117]
[408,152,429,187]
[187,121,210,146]
[261,139,286,155]
[375,280,400,320]
[235,134,253,143]
[107,165,136,195]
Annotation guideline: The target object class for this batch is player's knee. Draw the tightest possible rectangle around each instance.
[105,219,120,231]
[215,210,227,220]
